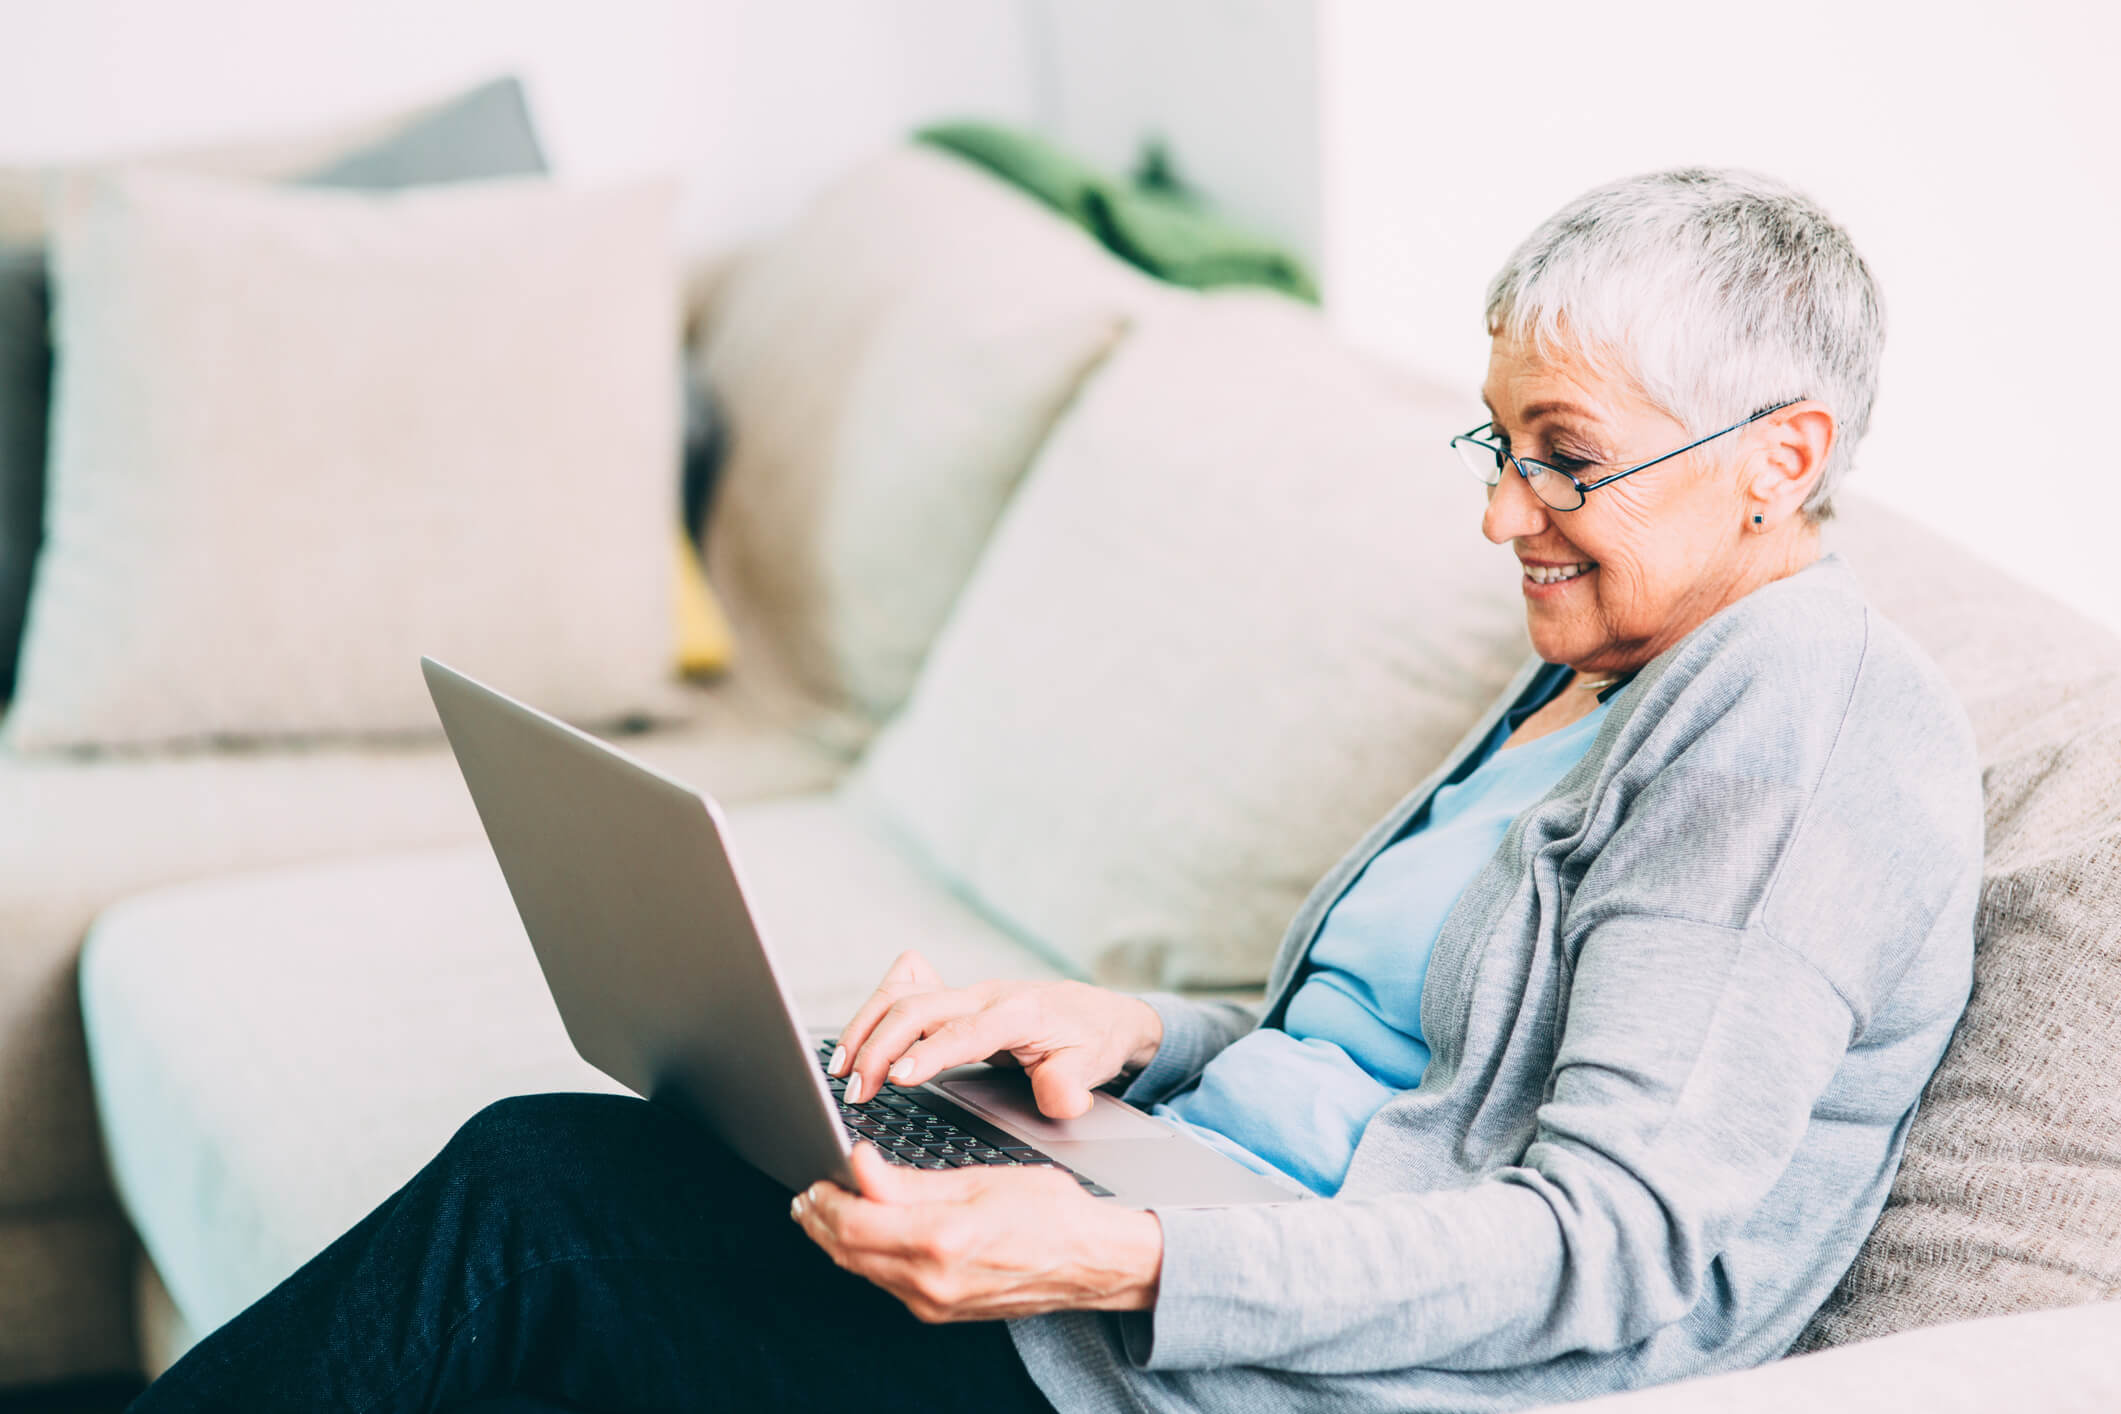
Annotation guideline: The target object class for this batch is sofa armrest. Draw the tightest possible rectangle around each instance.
[1534,1300,2121,1414]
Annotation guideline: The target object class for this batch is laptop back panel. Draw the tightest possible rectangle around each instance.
[422,657,853,1194]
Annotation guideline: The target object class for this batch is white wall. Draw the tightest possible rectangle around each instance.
[6,0,2105,624]
[1320,0,2121,629]
[0,0,1037,252]
[1025,0,1323,266]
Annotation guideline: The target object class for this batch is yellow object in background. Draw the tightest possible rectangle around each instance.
[675,527,733,677]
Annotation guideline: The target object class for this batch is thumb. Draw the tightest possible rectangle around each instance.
[1027,1051,1100,1120]
[849,1142,987,1204]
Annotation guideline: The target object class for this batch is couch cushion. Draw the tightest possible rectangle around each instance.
[1795,497,2121,1345]
[0,675,836,1218]
[701,145,1165,732]
[852,292,1531,989]
[80,794,1053,1346]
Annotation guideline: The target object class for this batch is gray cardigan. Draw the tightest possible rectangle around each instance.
[1009,554,1984,1413]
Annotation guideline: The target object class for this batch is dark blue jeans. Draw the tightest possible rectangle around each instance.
[131,1093,1058,1414]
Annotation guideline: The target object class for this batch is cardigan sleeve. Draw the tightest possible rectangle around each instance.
[1117,992,1258,1107]
[1129,917,1856,1371]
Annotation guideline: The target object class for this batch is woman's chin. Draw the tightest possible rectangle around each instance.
[1525,616,1590,667]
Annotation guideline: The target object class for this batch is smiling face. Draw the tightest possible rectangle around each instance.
[1479,332,1824,675]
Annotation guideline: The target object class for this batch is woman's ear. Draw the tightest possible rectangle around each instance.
[1747,401,1836,521]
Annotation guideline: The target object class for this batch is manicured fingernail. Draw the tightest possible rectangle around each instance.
[888,1056,914,1082]
[789,1195,804,1219]
[828,1045,848,1076]
[846,1071,863,1103]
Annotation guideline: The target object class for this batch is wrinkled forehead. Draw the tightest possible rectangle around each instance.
[1479,330,1667,438]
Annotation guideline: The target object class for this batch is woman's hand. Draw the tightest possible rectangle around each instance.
[830,951,1163,1115]
[792,1144,1162,1321]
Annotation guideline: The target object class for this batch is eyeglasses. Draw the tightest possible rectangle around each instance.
[1449,401,1799,512]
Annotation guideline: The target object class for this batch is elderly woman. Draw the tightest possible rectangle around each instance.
[136,168,1981,1414]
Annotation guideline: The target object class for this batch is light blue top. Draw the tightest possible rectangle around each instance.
[1155,695,1609,1195]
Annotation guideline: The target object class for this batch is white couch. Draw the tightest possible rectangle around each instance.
[18,146,2121,1403]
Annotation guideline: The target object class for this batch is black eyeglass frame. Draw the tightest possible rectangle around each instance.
[1449,400,1802,511]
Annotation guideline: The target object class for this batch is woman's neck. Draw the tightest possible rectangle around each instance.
[1501,672,1608,750]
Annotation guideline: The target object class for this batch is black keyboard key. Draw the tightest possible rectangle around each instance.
[812,1056,1071,1169]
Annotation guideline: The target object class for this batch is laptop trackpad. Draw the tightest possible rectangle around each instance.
[933,1071,1175,1143]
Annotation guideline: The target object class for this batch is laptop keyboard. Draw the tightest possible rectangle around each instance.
[814,1041,1114,1197]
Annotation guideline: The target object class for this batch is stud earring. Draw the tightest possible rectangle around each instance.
[1752,514,1764,528]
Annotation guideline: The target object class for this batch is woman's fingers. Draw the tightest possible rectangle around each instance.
[793,1149,1128,1324]
[793,1174,902,1271]
[884,1008,1025,1090]
[836,974,1150,1107]
[831,951,944,1079]
[845,988,990,1103]
[793,1148,981,1259]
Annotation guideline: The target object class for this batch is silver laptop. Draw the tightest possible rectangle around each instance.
[423,657,1292,1208]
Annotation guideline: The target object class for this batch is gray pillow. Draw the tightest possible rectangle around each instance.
[297,76,543,190]
[0,246,50,698]
[0,75,546,699]
[1797,497,2121,1347]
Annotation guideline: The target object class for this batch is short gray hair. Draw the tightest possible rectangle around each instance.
[1485,168,1883,520]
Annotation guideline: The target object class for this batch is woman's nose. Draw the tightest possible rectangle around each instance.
[1482,464,1550,544]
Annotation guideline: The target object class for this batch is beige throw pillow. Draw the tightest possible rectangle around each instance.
[850,293,1532,989]
[4,170,682,750]
[701,146,1162,731]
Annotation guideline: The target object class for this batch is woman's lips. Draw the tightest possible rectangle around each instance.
[1519,559,1597,598]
